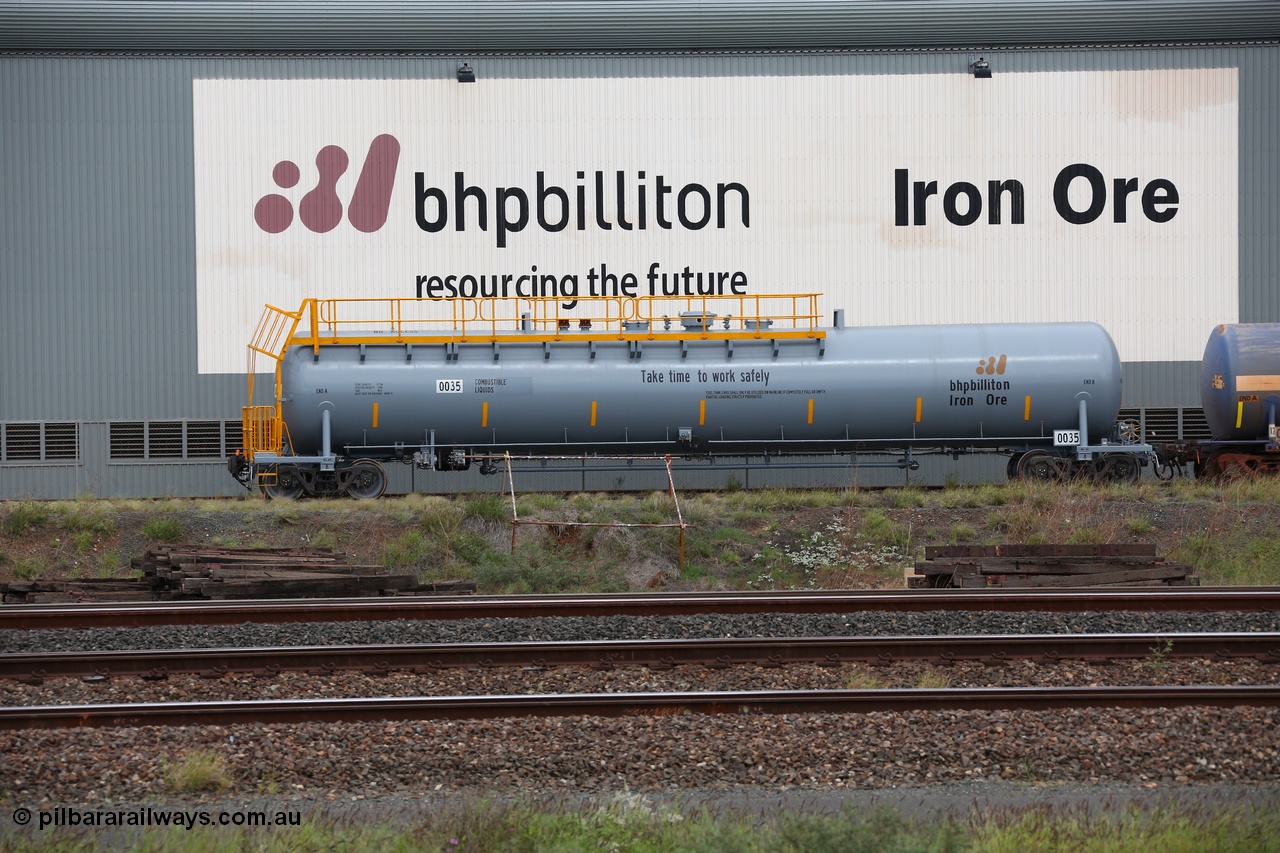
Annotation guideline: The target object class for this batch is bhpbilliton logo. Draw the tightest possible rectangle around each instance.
[253,134,400,234]
[976,355,1008,376]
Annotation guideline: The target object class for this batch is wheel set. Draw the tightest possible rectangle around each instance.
[261,459,388,500]
[1013,450,1141,484]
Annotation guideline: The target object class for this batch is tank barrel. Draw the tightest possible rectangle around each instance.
[241,293,1150,495]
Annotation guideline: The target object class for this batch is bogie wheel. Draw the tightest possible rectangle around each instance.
[1213,452,1264,481]
[1195,451,1226,481]
[345,458,387,499]
[263,465,306,500]
[1098,452,1141,485]
[1196,450,1263,482]
[1006,452,1025,480]
[1016,450,1064,482]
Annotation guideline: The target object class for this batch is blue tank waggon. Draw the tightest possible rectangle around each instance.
[227,293,1154,497]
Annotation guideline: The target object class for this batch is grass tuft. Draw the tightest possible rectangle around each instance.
[164,749,232,794]
[142,517,183,542]
[913,666,952,689]
[463,492,509,522]
[59,507,115,537]
[844,670,888,689]
[3,501,49,536]
[12,557,43,580]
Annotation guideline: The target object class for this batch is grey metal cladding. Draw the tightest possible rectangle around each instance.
[3,1,1280,53]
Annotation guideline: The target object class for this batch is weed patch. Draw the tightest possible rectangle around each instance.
[12,557,43,580]
[142,517,184,542]
[59,507,115,537]
[3,501,48,536]
[8,482,1280,592]
[464,493,510,522]
[472,539,626,593]
[913,666,952,689]
[164,749,232,794]
[4,796,1275,852]
[844,670,888,689]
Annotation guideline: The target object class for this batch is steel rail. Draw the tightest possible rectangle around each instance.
[5,588,1280,630]
[5,633,1280,682]
[4,686,1280,730]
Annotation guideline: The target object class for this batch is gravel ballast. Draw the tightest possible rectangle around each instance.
[3,609,1279,806]
[4,609,1280,653]
[3,659,1280,707]
[2,705,1277,805]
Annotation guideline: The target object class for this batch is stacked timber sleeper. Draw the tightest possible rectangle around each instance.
[912,544,1197,588]
[0,546,475,602]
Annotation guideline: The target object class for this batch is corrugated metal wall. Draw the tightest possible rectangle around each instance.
[2,43,1277,497]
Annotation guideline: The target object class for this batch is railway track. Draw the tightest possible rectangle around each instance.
[5,587,1280,631]
[4,633,1280,682]
[5,591,1279,734]
[6,686,1280,730]
[6,599,1280,796]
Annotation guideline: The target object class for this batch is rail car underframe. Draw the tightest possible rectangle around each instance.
[1156,439,1280,479]
[236,398,1156,496]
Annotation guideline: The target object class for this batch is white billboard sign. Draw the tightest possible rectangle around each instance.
[194,70,1238,374]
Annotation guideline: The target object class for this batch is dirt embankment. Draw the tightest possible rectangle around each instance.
[1,486,1276,592]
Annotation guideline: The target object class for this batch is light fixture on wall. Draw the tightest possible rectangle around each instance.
[970,56,991,79]
[457,62,476,83]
